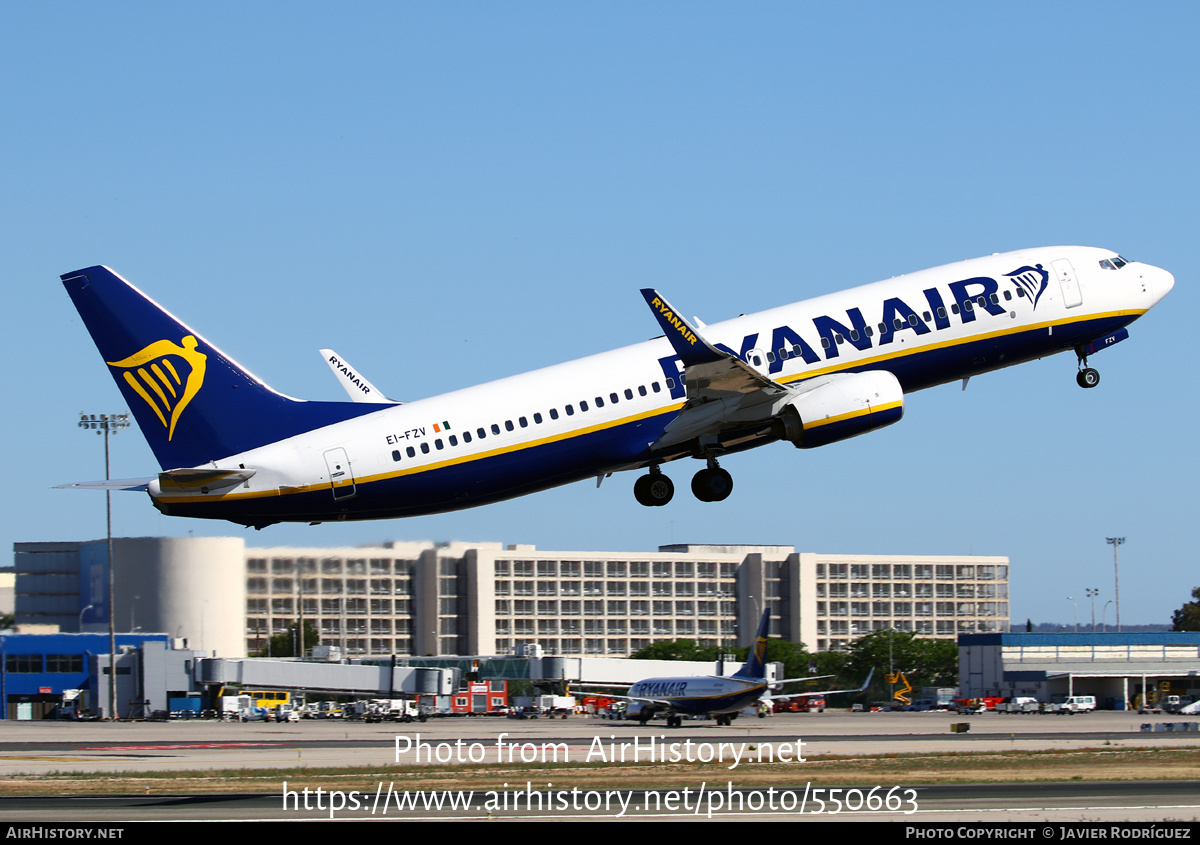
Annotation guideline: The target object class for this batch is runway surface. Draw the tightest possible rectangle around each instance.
[0,710,1197,822]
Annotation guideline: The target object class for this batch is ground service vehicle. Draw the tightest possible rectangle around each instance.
[1051,695,1097,714]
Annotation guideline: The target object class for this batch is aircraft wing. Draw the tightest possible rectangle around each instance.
[772,674,835,687]
[764,667,876,701]
[571,684,681,710]
[588,690,677,709]
[641,289,794,450]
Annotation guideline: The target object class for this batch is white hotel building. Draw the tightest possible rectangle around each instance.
[15,537,1008,658]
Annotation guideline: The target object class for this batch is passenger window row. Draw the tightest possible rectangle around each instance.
[390,380,668,463]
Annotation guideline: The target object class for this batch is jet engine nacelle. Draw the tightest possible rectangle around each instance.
[773,370,904,449]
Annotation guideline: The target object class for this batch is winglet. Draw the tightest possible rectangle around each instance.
[319,349,396,404]
[641,289,726,366]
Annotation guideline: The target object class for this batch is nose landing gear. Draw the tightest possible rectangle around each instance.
[1075,347,1100,389]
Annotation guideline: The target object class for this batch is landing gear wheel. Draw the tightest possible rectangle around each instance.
[1076,367,1100,389]
[634,471,675,507]
[691,466,733,502]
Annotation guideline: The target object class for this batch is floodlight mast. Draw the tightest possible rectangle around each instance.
[1106,537,1125,633]
[77,412,129,721]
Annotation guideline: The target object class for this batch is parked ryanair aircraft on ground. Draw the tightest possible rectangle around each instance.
[59,247,1173,527]
[578,610,874,727]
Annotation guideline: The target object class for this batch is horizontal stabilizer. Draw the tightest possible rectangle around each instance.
[157,467,256,494]
[54,477,153,492]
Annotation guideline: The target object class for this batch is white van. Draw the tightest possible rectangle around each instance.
[1054,695,1096,714]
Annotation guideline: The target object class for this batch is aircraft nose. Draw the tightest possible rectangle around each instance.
[1150,264,1175,304]
[1159,266,1175,297]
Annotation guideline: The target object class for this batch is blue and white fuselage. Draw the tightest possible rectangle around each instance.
[59,246,1173,526]
[629,676,768,717]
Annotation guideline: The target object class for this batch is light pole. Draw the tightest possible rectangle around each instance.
[1086,588,1099,632]
[1106,537,1125,632]
[1102,600,1113,632]
[77,412,129,721]
[1067,596,1078,632]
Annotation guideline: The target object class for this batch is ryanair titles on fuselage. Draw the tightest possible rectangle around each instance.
[631,680,690,698]
[656,264,1050,398]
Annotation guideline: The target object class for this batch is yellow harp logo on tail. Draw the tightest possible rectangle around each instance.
[106,336,207,441]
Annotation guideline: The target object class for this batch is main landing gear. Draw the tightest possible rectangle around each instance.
[691,459,733,503]
[633,467,675,507]
[1075,347,1100,389]
[634,458,734,507]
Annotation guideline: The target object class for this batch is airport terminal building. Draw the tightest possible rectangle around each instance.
[13,537,1010,658]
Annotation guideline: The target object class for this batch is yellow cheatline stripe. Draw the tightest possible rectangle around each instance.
[153,309,1136,504]
[154,402,686,503]
[804,399,903,430]
[158,471,246,489]
[775,308,1144,386]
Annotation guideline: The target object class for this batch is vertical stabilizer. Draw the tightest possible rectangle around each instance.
[61,266,383,469]
[732,608,772,679]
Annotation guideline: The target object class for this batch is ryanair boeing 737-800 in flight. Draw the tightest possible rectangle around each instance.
[59,247,1173,528]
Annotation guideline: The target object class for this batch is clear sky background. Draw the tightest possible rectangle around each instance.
[3,2,1196,631]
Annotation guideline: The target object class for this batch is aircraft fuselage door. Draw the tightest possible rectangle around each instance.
[1051,258,1083,308]
[324,447,356,500]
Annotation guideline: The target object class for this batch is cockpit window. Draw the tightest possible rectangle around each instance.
[1100,259,1115,270]
[1100,256,1130,270]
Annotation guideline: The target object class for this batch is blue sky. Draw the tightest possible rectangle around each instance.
[3,2,1196,629]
